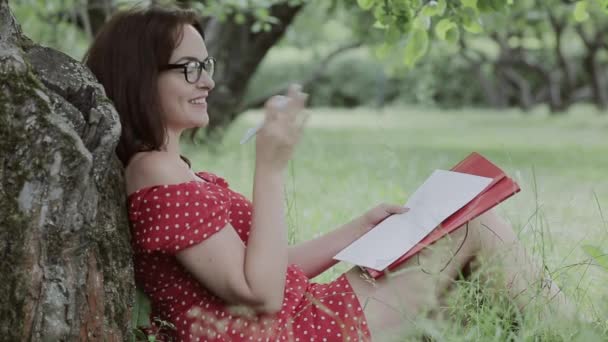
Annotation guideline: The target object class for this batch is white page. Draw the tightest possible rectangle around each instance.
[333,170,492,271]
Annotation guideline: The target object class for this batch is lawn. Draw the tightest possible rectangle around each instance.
[178,105,608,340]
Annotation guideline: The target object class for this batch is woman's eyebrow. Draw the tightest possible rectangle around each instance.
[175,56,209,63]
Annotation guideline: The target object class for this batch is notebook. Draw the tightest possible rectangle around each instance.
[334,152,520,279]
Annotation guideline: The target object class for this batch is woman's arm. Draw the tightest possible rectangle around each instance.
[174,166,288,314]
[178,86,308,314]
[289,204,408,278]
[288,216,368,279]
[243,165,288,311]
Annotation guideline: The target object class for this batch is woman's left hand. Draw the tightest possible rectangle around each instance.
[359,203,409,231]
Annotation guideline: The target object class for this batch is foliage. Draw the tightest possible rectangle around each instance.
[9,0,90,59]
[246,41,492,108]
[353,0,513,67]
[187,0,306,32]
[354,0,607,68]
[583,245,608,270]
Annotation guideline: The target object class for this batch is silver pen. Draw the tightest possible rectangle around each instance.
[239,121,265,144]
[240,97,290,145]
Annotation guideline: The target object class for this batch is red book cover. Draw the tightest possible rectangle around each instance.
[364,152,520,279]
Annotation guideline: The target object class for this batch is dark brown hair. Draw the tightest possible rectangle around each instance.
[83,5,204,168]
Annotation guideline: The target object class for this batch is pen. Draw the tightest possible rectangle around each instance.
[239,121,264,144]
[240,97,290,145]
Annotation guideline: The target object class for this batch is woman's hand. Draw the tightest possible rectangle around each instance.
[255,84,309,172]
[359,203,409,232]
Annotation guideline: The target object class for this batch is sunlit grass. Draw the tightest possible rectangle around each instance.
[179,105,608,340]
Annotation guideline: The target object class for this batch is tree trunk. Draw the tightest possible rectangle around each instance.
[86,0,114,39]
[458,38,507,108]
[499,67,534,111]
[577,25,608,111]
[0,0,133,340]
[201,2,304,140]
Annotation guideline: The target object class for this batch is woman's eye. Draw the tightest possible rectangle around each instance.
[185,62,199,73]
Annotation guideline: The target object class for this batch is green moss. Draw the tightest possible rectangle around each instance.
[0,59,72,338]
[0,64,46,338]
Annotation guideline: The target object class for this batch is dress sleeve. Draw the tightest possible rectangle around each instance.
[130,182,230,254]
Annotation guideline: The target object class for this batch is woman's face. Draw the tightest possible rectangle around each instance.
[157,24,215,131]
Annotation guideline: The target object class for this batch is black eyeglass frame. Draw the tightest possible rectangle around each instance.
[159,56,216,84]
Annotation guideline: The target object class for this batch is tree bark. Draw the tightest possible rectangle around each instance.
[0,0,133,340]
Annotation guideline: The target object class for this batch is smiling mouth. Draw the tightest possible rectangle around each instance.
[189,98,207,105]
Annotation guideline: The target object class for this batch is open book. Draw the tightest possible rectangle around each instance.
[333,152,520,279]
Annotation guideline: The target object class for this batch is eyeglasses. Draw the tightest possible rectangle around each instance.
[160,56,216,83]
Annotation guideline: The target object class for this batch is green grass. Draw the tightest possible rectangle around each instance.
[179,105,608,340]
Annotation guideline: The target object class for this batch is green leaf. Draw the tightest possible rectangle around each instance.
[251,21,263,33]
[435,18,458,41]
[373,20,388,29]
[374,42,393,59]
[385,26,402,44]
[445,27,460,43]
[422,0,447,17]
[489,0,507,11]
[404,28,429,68]
[133,288,151,328]
[574,1,590,22]
[357,0,375,10]
[477,0,494,12]
[254,8,270,20]
[582,244,608,270]
[234,13,245,24]
[373,5,389,23]
[461,8,484,33]
[460,0,478,9]
[602,0,608,14]
[414,15,432,30]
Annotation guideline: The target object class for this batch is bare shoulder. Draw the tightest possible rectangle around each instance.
[125,151,192,195]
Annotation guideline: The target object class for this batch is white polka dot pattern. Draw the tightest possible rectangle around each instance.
[128,171,371,341]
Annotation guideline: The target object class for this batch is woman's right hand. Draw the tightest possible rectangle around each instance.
[255,84,309,171]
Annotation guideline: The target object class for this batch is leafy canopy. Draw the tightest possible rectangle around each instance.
[354,0,607,67]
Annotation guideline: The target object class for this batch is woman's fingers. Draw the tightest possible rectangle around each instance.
[381,203,409,215]
[265,95,288,120]
[286,83,302,100]
[290,84,308,109]
[263,84,309,142]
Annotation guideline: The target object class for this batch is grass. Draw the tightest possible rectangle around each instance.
[175,105,608,340]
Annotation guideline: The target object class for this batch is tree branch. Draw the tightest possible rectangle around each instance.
[548,10,575,92]
[239,41,362,111]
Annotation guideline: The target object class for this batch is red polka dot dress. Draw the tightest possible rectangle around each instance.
[128,171,371,341]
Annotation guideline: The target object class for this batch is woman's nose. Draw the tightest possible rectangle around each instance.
[197,71,215,91]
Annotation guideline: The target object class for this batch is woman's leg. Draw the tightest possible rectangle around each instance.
[344,210,575,340]
[470,210,575,319]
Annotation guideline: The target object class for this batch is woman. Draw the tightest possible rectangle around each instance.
[84,5,574,341]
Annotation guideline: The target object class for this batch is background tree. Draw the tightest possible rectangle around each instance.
[455,0,608,113]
